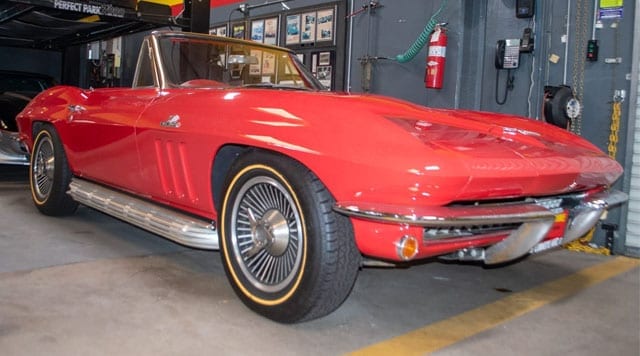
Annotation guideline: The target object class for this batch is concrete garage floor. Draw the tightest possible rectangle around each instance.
[1,164,639,356]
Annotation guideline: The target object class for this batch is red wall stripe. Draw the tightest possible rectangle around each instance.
[210,0,244,7]
[162,0,244,16]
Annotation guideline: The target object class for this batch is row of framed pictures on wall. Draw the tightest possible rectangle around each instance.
[209,7,335,47]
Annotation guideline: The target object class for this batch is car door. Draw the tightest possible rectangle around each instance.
[65,87,158,192]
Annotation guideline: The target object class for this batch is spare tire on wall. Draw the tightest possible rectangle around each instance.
[543,85,582,129]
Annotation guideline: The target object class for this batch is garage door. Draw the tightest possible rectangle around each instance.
[628,70,640,250]
[625,4,640,253]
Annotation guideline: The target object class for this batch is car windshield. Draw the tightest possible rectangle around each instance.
[156,34,322,90]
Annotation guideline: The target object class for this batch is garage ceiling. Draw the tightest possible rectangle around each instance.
[0,0,182,50]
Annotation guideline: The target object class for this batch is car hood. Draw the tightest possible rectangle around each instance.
[312,92,598,150]
[222,90,621,203]
[237,89,597,150]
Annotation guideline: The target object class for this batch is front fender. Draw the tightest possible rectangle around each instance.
[17,86,86,151]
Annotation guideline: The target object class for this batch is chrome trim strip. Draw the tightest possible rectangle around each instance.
[68,178,219,250]
[586,189,629,208]
[333,202,555,227]
[0,129,29,165]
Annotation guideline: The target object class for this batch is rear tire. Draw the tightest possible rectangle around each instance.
[219,150,360,323]
[30,125,78,216]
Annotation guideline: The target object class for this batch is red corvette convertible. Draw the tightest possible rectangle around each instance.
[16,31,626,323]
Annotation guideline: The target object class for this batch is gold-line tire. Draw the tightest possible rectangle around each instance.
[219,150,360,323]
[29,125,78,216]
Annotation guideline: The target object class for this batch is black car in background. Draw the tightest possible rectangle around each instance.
[0,70,56,165]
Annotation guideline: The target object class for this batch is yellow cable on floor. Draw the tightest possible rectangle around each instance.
[565,99,622,256]
[564,228,610,255]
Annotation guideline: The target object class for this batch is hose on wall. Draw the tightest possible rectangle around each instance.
[394,0,448,63]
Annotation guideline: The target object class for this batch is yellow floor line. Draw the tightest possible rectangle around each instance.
[348,256,640,356]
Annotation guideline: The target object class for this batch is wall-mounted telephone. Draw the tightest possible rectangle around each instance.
[495,39,521,69]
[494,29,534,105]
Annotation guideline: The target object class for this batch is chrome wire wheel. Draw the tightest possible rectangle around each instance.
[32,135,55,202]
[220,151,360,323]
[29,126,77,216]
[230,176,303,293]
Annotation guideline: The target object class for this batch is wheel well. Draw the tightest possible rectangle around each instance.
[31,121,46,138]
[212,145,250,211]
[211,145,322,212]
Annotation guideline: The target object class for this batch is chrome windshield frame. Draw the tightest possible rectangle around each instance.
[146,31,323,91]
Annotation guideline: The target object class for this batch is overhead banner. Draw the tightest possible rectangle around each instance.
[52,0,127,17]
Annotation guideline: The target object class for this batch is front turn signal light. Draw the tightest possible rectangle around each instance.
[397,235,419,261]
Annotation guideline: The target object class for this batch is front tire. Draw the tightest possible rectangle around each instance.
[219,151,360,323]
[30,125,78,216]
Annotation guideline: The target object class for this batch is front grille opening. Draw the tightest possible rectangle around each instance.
[423,222,521,241]
[447,190,589,210]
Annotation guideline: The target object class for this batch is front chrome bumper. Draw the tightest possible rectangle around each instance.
[334,189,628,264]
[0,129,29,165]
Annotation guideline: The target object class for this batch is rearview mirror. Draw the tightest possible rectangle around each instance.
[227,55,259,65]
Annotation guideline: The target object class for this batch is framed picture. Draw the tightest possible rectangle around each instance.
[316,8,334,42]
[232,22,245,39]
[264,17,279,45]
[318,51,331,65]
[210,25,227,37]
[262,51,276,75]
[285,14,300,45]
[250,49,262,75]
[316,65,332,88]
[251,20,264,43]
[301,11,316,43]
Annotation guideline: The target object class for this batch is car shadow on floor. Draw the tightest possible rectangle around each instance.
[0,164,29,192]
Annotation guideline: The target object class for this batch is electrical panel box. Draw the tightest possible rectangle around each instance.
[516,0,535,18]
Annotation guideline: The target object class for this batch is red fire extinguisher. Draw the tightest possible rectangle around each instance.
[425,24,447,89]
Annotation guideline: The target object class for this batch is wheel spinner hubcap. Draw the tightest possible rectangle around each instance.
[231,175,303,293]
[245,208,290,258]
